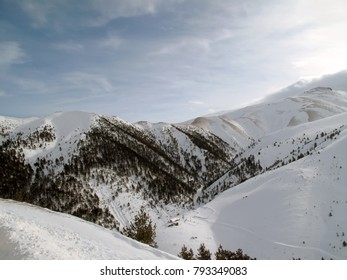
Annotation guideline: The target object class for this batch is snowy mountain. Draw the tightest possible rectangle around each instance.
[187,87,347,146]
[158,112,347,260]
[262,70,347,103]
[1,109,235,230]
[1,86,347,259]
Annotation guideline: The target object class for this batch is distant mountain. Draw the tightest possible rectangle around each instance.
[262,70,347,103]
[1,86,347,259]
[188,86,347,145]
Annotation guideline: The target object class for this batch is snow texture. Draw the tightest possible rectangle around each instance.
[0,199,177,260]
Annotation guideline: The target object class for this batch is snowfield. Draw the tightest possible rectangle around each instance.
[0,199,177,260]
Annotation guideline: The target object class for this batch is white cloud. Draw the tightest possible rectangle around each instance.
[287,23,347,77]
[88,0,184,26]
[0,90,7,97]
[2,76,50,96]
[62,72,114,94]
[189,100,204,105]
[20,0,54,27]
[52,42,84,52]
[0,41,26,69]
[17,0,183,29]
[150,37,211,56]
[98,34,123,49]
[88,0,159,26]
[14,78,47,93]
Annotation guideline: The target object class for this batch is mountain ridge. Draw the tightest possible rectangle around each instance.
[1,86,347,259]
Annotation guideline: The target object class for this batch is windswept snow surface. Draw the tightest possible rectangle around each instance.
[218,131,347,260]
[0,199,177,260]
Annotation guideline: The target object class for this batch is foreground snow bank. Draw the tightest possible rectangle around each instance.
[0,199,177,260]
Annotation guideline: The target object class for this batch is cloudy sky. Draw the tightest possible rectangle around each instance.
[1,0,347,122]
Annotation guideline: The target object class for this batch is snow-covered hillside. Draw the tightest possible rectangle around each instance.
[0,115,37,144]
[10,111,97,166]
[1,108,235,230]
[1,86,347,259]
[0,199,177,260]
[188,87,347,147]
[157,113,347,259]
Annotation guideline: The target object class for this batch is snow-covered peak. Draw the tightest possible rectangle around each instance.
[12,110,97,138]
[0,115,37,128]
[261,70,347,103]
[0,115,38,143]
[2,111,98,165]
[187,88,347,147]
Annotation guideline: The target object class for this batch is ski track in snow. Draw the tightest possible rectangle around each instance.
[110,202,128,228]
[195,211,339,260]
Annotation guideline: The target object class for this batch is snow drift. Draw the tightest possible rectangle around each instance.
[0,199,177,260]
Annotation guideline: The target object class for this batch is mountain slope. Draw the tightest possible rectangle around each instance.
[0,110,234,229]
[157,112,347,259]
[0,198,177,260]
[188,87,347,147]
[181,88,347,203]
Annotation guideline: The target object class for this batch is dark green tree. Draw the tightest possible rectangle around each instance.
[0,147,33,200]
[195,243,211,260]
[178,245,195,260]
[123,207,157,247]
[215,245,254,260]
[215,244,230,260]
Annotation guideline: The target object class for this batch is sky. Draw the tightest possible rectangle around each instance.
[1,0,347,123]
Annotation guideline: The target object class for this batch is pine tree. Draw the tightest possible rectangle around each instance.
[195,243,211,260]
[233,248,253,260]
[178,245,194,260]
[122,207,157,247]
[215,244,230,260]
[215,245,254,260]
